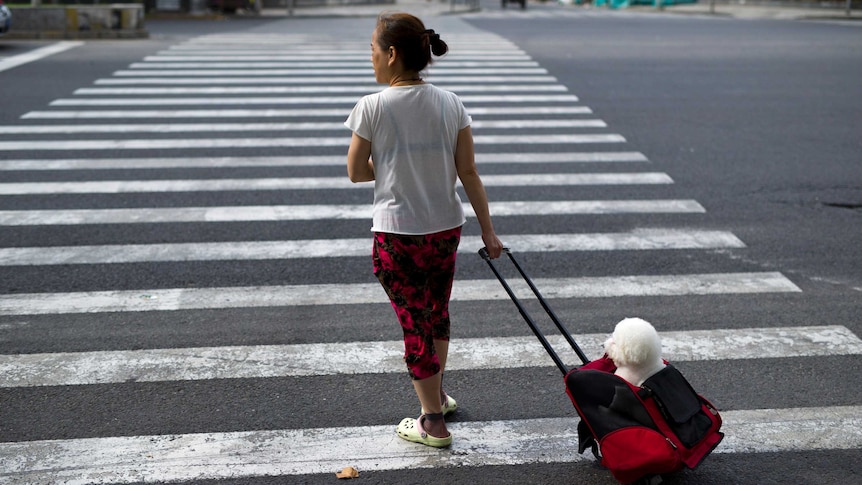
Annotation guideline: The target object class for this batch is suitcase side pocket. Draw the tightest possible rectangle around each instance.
[600,426,683,484]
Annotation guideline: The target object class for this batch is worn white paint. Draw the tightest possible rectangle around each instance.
[0,133,620,151]
[1,122,350,134]
[22,106,593,120]
[22,108,353,119]
[0,136,347,151]
[0,172,664,195]
[73,85,567,95]
[142,55,535,62]
[0,152,645,171]
[0,200,703,226]
[477,133,624,143]
[0,326,856,388]
[125,61,541,69]
[0,229,743,266]
[0,119,605,135]
[0,272,800,316]
[112,68,548,76]
[153,47,529,54]
[95,75,554,84]
[48,94,577,106]
[0,407,858,483]
[0,42,84,73]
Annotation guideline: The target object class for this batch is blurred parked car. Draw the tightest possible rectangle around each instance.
[502,0,526,8]
[0,0,11,36]
[208,0,260,14]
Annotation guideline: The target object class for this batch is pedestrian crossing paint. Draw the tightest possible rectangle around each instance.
[1,407,859,483]
[0,119,606,135]
[126,61,542,68]
[0,172,665,195]
[0,272,800,316]
[73,84,569,95]
[0,200,704,226]
[0,41,84,74]
[21,106,594,119]
[48,94,579,106]
[1,326,854,387]
[0,152,646,171]
[113,68,549,76]
[142,55,535,62]
[0,229,743,265]
[109,72,558,79]
[0,134,621,151]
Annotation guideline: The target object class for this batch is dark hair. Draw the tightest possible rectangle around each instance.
[375,12,448,73]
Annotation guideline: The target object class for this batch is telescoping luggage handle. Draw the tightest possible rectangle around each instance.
[478,247,590,375]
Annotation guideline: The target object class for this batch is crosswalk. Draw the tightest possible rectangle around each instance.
[0,28,858,483]
[463,4,656,19]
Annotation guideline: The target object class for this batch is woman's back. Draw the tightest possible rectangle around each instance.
[346,83,469,234]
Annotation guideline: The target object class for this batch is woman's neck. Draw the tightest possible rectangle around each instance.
[389,73,423,87]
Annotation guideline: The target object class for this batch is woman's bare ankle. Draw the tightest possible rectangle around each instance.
[422,413,449,438]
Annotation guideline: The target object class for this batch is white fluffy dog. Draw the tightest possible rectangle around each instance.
[604,317,666,387]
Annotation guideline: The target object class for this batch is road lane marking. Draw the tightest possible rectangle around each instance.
[0,172,665,195]
[113,68,558,74]
[0,272,800,316]
[0,119,606,135]
[142,55,535,62]
[113,68,549,76]
[21,106,594,119]
[47,94,579,106]
[0,152,645,171]
[72,85,569,95]
[0,134,622,151]
[96,75,555,84]
[0,42,84,74]
[0,326,854,387]
[0,200,704,226]
[0,407,858,482]
[0,229,743,265]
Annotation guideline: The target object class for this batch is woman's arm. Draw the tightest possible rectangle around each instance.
[347,133,375,183]
[454,126,504,259]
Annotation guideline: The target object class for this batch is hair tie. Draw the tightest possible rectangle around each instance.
[425,29,440,42]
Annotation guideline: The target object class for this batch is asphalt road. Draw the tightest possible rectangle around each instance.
[0,3,860,484]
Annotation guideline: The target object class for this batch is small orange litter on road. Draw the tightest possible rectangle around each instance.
[335,466,359,479]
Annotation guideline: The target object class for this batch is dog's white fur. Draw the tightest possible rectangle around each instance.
[604,317,666,387]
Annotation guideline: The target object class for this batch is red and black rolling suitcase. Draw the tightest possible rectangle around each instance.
[479,248,724,485]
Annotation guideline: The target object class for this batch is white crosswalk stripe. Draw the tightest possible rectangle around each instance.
[73,84,570,94]
[0,118,607,135]
[0,273,801,316]
[0,200,705,226]
[0,152,647,170]
[0,133,625,151]
[2,408,860,483]
[21,105,595,119]
[47,94,579,105]
[0,28,854,483]
[0,172,666,194]
[1,326,855,387]
[0,41,84,73]
[0,229,740,265]
[94,75,557,84]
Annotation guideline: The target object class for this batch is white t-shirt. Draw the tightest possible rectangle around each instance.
[345,83,471,235]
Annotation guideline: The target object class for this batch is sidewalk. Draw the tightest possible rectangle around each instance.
[639,1,861,20]
[261,0,479,18]
[263,0,860,20]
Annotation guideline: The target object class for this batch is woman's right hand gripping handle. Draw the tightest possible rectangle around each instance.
[481,233,504,260]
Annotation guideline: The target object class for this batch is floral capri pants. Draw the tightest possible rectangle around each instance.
[372,226,462,380]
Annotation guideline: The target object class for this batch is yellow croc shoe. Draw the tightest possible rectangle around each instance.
[396,416,452,448]
[421,393,458,416]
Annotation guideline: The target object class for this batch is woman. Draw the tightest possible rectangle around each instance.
[345,12,504,448]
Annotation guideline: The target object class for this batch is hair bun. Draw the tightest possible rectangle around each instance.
[424,29,448,57]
